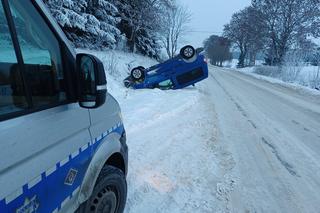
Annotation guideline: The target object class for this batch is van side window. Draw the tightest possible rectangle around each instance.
[8,1,67,107]
[0,2,28,116]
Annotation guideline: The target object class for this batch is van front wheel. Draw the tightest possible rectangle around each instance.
[77,166,127,213]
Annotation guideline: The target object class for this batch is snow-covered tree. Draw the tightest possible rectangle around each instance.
[115,0,168,58]
[44,0,122,49]
[44,0,178,59]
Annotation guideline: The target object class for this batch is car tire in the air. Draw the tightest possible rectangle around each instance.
[130,66,145,81]
[180,45,196,60]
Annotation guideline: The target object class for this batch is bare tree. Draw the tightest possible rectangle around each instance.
[253,0,320,65]
[224,6,266,68]
[161,5,191,58]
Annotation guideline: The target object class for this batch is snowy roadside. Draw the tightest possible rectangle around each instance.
[82,50,234,212]
[222,66,320,97]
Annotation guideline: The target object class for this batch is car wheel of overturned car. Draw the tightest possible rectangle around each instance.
[131,66,145,81]
[180,45,196,60]
[77,166,127,213]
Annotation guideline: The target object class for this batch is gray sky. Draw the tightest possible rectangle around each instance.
[179,0,251,47]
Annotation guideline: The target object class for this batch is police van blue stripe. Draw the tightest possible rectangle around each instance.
[0,123,124,213]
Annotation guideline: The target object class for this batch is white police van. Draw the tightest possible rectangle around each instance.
[0,0,128,212]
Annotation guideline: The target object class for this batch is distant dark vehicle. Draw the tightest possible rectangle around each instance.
[124,46,209,90]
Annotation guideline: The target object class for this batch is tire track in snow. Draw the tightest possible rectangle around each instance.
[211,73,258,131]
[261,137,299,177]
[292,119,320,137]
[213,72,300,178]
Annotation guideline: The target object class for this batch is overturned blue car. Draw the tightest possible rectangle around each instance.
[124,45,209,90]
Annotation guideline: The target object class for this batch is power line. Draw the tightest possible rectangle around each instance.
[186,30,223,34]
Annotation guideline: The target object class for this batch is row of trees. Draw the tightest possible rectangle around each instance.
[204,35,232,66]
[221,0,320,68]
[44,0,190,59]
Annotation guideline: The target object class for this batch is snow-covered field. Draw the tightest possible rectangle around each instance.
[232,64,320,92]
[222,58,320,92]
[87,50,320,213]
[223,59,264,68]
[233,66,320,96]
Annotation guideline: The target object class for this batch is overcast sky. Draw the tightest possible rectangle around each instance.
[179,0,251,47]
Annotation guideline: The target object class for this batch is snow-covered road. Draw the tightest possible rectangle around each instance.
[207,67,320,213]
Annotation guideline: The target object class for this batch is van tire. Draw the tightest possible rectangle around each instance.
[77,166,127,213]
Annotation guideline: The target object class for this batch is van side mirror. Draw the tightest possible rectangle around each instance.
[76,54,107,109]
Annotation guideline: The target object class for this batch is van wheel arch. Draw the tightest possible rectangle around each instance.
[105,152,126,175]
[77,138,124,206]
[77,152,125,206]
